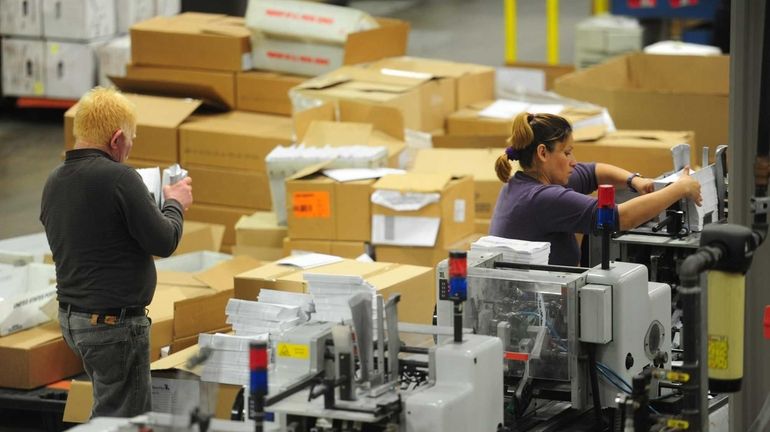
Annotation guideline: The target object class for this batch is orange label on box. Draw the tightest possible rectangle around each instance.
[292,191,331,218]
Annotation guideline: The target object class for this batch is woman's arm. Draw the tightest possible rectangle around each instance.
[595,163,655,194]
[617,168,702,230]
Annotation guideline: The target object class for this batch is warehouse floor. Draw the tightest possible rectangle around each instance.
[0,0,593,240]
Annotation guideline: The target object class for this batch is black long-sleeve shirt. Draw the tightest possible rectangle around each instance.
[40,149,184,309]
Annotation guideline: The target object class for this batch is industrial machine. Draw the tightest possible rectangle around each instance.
[437,253,671,423]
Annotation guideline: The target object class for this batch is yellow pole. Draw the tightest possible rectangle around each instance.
[504,0,517,64]
[593,0,609,15]
[546,0,559,65]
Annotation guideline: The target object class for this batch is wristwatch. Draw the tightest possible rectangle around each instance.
[626,172,642,192]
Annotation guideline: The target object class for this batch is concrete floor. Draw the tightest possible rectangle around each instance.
[0,0,593,240]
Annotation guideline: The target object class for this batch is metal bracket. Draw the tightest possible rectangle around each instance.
[751,196,770,215]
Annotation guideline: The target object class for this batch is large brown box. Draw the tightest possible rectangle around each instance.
[179,111,294,172]
[64,94,201,162]
[122,64,237,109]
[131,13,251,72]
[236,71,305,115]
[365,57,495,111]
[411,148,508,220]
[555,53,728,157]
[286,167,374,242]
[233,211,288,261]
[291,65,455,132]
[0,322,82,389]
[185,164,271,210]
[186,203,256,248]
[234,260,434,324]
[371,173,475,248]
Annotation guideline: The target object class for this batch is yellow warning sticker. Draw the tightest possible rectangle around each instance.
[33,82,44,95]
[277,343,310,359]
[667,418,689,429]
[292,191,330,218]
[49,43,59,55]
[708,335,729,370]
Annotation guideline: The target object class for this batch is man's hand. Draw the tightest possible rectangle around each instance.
[163,177,193,210]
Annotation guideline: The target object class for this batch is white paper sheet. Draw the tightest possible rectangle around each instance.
[478,100,530,119]
[370,190,440,212]
[322,168,405,182]
[528,103,565,115]
[136,167,161,208]
[371,215,440,247]
[277,253,344,269]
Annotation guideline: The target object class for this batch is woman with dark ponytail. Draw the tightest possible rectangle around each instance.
[490,112,703,266]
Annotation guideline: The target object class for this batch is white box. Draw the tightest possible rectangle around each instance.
[42,0,116,41]
[96,35,130,87]
[1,37,45,97]
[116,0,154,34]
[251,35,346,77]
[245,0,378,44]
[0,263,57,336]
[0,232,52,264]
[0,0,43,37]
[155,0,181,17]
[44,39,104,99]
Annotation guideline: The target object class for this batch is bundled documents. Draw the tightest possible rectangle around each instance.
[470,236,551,265]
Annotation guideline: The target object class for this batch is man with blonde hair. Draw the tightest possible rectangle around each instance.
[40,87,193,417]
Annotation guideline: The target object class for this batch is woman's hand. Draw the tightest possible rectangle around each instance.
[674,167,702,206]
[631,176,655,195]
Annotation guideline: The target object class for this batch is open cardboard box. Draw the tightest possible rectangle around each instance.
[555,53,728,158]
[64,345,243,423]
[64,93,201,163]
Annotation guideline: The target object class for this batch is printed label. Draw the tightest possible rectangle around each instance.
[277,343,310,359]
[292,191,331,218]
[708,335,728,370]
[454,199,466,223]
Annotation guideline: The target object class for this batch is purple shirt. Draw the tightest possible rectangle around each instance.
[489,163,600,266]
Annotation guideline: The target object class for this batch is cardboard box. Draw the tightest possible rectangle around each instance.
[291,64,455,132]
[186,203,256,248]
[0,0,43,37]
[371,173,474,248]
[116,0,154,34]
[236,70,305,115]
[506,61,575,91]
[286,167,373,241]
[293,100,406,167]
[123,64,237,109]
[282,238,368,259]
[411,148,507,220]
[248,17,409,77]
[186,164,271,210]
[96,35,131,87]
[234,259,434,324]
[42,0,116,41]
[179,111,294,172]
[176,221,226,256]
[0,263,57,336]
[131,13,252,72]
[235,211,287,259]
[1,37,45,97]
[0,322,83,389]
[375,233,483,268]
[64,93,201,162]
[574,130,695,178]
[44,40,104,99]
[476,218,491,235]
[555,53,729,154]
[64,347,242,423]
[365,56,495,110]
[431,134,506,149]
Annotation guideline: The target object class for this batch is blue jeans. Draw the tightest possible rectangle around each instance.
[59,308,151,418]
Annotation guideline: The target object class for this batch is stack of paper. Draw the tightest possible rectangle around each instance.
[225,298,302,336]
[470,236,551,264]
[304,273,377,322]
[257,289,315,320]
[653,167,718,232]
[199,332,269,385]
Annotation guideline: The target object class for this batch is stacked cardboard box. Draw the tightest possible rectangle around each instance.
[555,53,729,160]
[178,110,295,250]
[233,211,288,261]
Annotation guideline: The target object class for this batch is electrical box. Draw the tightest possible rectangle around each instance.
[579,284,612,344]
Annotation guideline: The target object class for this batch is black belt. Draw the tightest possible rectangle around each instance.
[59,302,146,318]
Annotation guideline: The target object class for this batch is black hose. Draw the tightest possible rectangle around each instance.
[586,343,605,428]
